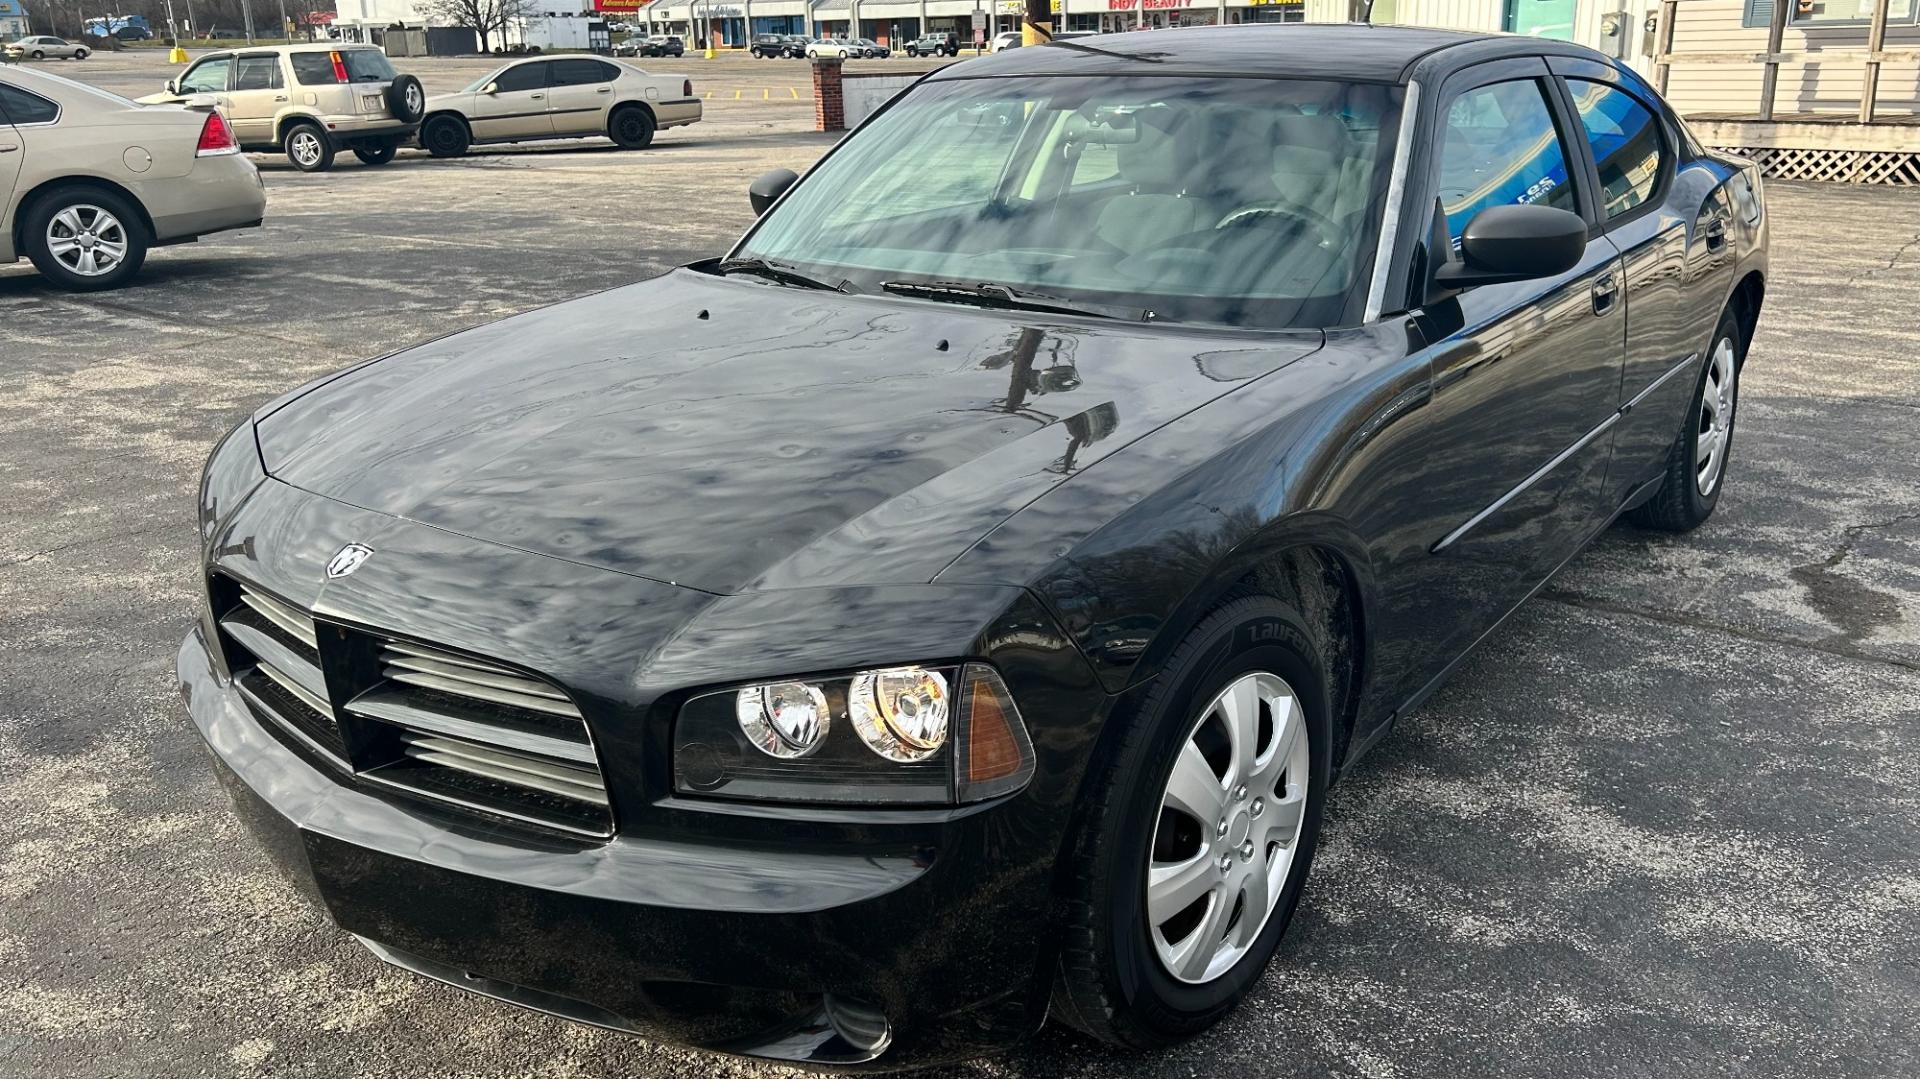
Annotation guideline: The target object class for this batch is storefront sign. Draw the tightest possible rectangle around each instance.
[1108,0,1190,8]
[594,0,647,11]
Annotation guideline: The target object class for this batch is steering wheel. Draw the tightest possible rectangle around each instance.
[1212,203,1340,248]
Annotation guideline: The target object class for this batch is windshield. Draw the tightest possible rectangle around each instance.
[733,75,1401,329]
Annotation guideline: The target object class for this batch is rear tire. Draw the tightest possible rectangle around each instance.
[75,49,90,60]
[420,114,470,158]
[22,186,149,292]
[1626,309,1743,533]
[608,105,655,150]
[1051,597,1331,1050]
[283,121,335,172]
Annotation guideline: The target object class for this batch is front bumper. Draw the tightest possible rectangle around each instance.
[177,585,1100,1069]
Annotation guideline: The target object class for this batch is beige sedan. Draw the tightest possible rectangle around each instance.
[0,65,266,290]
[5,36,92,61]
[417,56,699,157]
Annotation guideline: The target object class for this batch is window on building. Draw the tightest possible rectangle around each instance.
[1744,0,1917,27]
[1566,80,1666,221]
[1436,79,1580,244]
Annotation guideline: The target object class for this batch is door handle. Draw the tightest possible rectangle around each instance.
[274,95,288,102]
[530,93,544,100]
[596,86,613,93]
[1591,272,1620,316]
[0,143,17,153]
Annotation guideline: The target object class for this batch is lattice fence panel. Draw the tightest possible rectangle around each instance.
[1712,145,1920,186]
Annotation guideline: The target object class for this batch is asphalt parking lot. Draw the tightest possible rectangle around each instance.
[3,53,1918,1079]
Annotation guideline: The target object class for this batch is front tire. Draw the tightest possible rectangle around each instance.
[22,186,149,292]
[420,114,470,158]
[1626,309,1743,533]
[1052,597,1330,1049]
[75,49,89,60]
[608,105,655,150]
[352,142,397,166]
[283,121,335,172]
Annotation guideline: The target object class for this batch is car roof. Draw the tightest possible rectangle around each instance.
[936,24,1561,85]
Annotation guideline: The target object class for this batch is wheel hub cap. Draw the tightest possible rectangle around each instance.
[46,204,125,277]
[1695,336,1738,496]
[1146,670,1309,985]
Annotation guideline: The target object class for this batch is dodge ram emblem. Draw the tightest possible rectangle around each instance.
[326,543,374,580]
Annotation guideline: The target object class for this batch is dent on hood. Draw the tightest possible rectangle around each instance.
[255,270,1323,594]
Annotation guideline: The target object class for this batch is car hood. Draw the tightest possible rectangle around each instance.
[256,269,1322,595]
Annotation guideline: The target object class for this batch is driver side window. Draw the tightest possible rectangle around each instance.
[179,57,233,94]
[493,62,549,94]
[1437,79,1580,245]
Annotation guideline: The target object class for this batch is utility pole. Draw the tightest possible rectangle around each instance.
[276,0,287,40]
[241,0,255,42]
[1021,0,1047,45]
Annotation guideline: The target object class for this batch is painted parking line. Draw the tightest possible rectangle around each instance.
[789,86,799,98]
[762,88,769,100]
[733,89,742,100]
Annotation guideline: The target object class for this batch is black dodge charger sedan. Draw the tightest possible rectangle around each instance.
[179,24,1766,1071]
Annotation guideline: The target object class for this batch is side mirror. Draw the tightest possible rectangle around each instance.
[481,81,499,95]
[748,168,798,216]
[165,76,179,94]
[1433,204,1587,290]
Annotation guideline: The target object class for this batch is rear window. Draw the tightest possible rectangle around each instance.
[290,49,395,85]
[0,82,59,124]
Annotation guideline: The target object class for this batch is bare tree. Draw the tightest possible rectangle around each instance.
[419,0,534,52]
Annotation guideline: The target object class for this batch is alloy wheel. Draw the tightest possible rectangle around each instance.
[290,131,323,168]
[1695,336,1738,496]
[1147,670,1309,985]
[405,83,424,115]
[45,204,128,278]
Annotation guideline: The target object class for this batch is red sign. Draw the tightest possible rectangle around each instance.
[594,0,647,11]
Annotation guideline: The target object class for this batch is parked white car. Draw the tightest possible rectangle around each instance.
[805,37,854,59]
[6,36,91,60]
[417,56,699,156]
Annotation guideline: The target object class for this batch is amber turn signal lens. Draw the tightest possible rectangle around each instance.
[955,665,1035,802]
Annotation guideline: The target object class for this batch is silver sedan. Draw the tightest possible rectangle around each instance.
[5,36,93,60]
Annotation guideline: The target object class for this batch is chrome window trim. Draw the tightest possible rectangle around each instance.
[0,84,62,128]
[1363,79,1420,325]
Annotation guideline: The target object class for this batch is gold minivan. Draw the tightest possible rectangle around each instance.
[141,44,425,172]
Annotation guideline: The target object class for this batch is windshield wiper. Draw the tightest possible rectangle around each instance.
[880,279,1151,322]
[714,257,850,293]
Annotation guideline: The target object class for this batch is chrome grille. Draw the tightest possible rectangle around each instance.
[218,584,344,762]
[380,641,580,718]
[352,640,610,837]
[208,574,611,838]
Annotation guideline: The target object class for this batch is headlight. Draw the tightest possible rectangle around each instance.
[674,662,1035,806]
[848,666,949,762]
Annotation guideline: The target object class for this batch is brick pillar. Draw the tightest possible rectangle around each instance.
[812,56,844,132]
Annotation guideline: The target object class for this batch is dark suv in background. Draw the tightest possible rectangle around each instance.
[750,33,807,58]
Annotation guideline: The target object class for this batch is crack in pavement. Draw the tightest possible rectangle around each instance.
[1538,587,1920,675]
[1844,230,1920,285]
[1,526,174,573]
[1787,510,1920,644]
